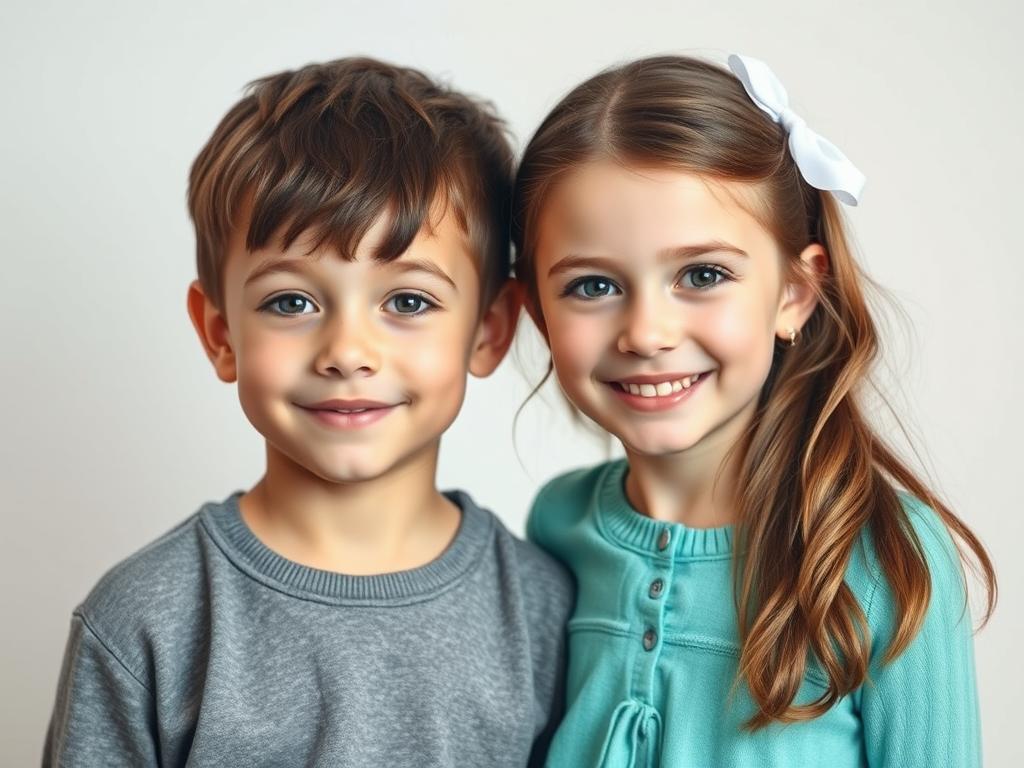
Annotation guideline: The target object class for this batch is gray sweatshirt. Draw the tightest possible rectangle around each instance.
[44,489,573,767]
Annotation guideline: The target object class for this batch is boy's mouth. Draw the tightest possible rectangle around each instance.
[298,398,402,429]
[302,398,399,412]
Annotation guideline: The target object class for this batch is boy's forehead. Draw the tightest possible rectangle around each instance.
[227,202,481,289]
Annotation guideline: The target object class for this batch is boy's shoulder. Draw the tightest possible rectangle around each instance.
[74,497,229,679]
[457,490,574,609]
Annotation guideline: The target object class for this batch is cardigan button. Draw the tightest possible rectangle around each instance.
[643,628,657,651]
[649,578,665,598]
[657,528,671,551]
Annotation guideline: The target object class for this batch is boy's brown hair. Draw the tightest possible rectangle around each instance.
[188,57,514,311]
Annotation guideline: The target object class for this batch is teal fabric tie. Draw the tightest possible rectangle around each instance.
[597,699,663,768]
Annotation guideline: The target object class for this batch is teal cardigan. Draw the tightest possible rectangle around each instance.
[527,460,980,767]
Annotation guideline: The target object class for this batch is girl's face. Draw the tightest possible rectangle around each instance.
[531,161,819,458]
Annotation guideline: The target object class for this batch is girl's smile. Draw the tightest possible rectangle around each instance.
[605,370,713,412]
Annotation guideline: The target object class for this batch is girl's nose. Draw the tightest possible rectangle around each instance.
[616,295,683,357]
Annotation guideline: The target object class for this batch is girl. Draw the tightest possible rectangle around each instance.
[511,54,996,767]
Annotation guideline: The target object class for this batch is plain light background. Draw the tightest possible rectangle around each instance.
[2,0,1020,764]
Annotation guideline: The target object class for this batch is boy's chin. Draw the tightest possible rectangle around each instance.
[308,463,395,485]
[302,451,426,486]
[269,439,440,487]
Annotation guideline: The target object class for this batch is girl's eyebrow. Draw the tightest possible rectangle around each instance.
[657,241,748,261]
[547,240,748,278]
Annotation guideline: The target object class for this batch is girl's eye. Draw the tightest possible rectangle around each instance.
[384,292,438,316]
[563,276,621,300]
[680,266,729,290]
[261,294,317,315]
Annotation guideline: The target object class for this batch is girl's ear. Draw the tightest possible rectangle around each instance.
[468,279,523,378]
[187,280,238,383]
[775,243,828,342]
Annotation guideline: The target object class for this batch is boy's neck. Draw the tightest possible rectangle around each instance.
[238,441,461,576]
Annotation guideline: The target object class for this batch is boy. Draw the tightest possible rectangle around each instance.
[44,58,573,767]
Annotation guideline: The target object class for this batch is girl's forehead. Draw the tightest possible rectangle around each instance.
[540,161,772,256]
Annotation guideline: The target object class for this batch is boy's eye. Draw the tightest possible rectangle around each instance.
[384,292,437,315]
[680,266,728,290]
[563,276,621,300]
[261,294,317,315]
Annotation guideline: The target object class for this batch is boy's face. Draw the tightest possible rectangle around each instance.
[189,202,516,485]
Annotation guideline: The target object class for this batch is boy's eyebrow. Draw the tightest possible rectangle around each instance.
[243,256,458,292]
[547,241,748,277]
[244,258,313,287]
[385,258,458,293]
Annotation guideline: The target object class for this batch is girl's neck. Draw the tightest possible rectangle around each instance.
[622,399,756,528]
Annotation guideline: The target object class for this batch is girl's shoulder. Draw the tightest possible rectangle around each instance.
[847,491,970,642]
[525,460,621,554]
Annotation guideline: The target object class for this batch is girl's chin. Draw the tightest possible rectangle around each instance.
[617,431,706,458]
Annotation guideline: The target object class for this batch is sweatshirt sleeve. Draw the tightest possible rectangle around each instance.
[43,612,159,768]
[859,498,982,768]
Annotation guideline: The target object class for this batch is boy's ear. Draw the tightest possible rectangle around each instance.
[187,280,238,383]
[775,243,828,342]
[468,279,523,378]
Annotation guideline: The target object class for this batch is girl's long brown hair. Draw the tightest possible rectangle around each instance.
[511,55,996,728]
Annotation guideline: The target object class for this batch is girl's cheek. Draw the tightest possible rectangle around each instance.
[700,300,776,380]
[547,311,605,373]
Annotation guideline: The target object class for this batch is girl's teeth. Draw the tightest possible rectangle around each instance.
[620,375,703,397]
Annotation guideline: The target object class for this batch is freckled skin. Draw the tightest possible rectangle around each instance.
[532,161,819,460]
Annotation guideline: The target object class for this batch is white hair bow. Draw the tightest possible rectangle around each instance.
[727,54,866,206]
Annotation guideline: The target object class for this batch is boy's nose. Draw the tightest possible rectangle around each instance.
[616,296,683,358]
[314,315,381,377]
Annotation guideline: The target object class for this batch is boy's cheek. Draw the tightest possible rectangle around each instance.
[401,315,475,369]
[399,333,471,398]
[236,337,302,392]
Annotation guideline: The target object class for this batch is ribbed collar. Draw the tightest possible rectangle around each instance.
[596,459,734,561]
[199,489,493,606]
